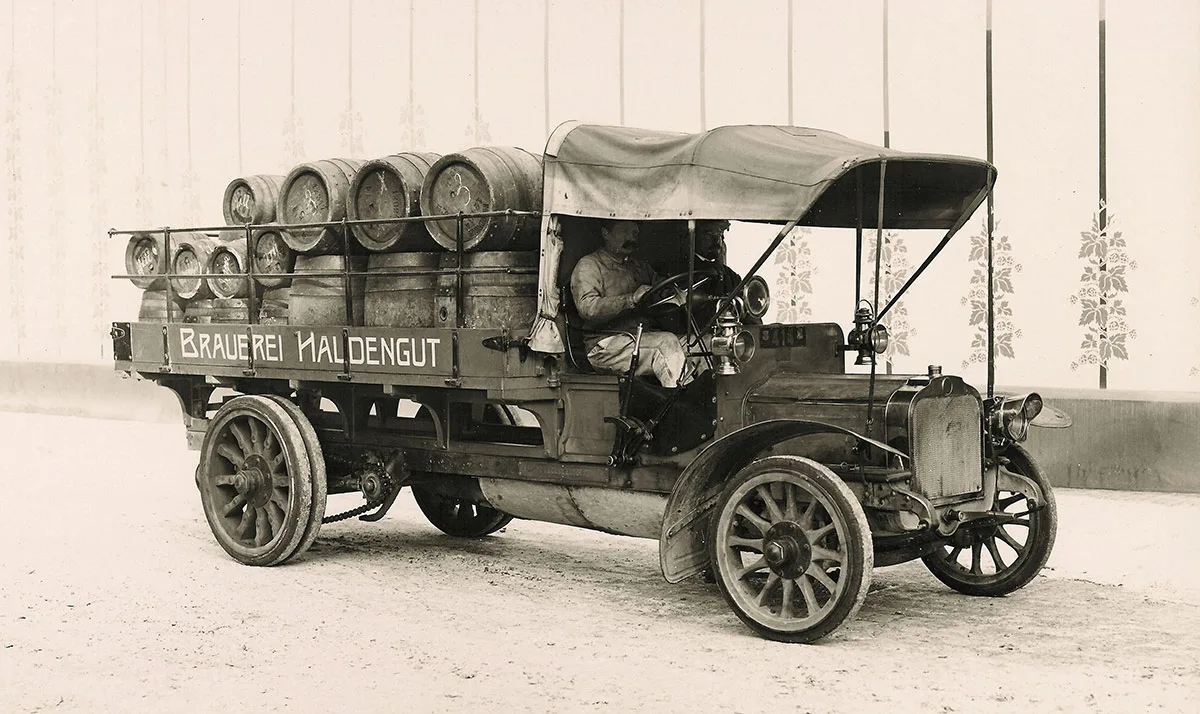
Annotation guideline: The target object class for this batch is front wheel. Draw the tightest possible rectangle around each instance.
[922,444,1057,596]
[708,456,873,643]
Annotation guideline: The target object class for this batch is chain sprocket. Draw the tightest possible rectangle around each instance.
[321,451,407,524]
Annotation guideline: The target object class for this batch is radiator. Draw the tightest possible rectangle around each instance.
[910,393,983,499]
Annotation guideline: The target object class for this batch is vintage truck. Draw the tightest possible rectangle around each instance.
[112,122,1067,643]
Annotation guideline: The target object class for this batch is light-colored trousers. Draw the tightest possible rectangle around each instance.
[586,331,703,388]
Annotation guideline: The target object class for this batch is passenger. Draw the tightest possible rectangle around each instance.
[695,220,735,285]
[570,219,698,388]
[695,219,761,325]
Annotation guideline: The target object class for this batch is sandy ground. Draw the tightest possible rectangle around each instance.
[2,411,1199,714]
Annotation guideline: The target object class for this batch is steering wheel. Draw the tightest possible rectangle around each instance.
[633,269,723,336]
[634,269,722,314]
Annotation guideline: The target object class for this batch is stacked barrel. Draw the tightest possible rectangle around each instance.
[124,144,544,332]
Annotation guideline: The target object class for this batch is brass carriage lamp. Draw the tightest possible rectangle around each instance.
[710,304,757,376]
[847,304,889,365]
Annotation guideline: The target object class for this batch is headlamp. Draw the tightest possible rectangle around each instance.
[991,393,1044,442]
[738,276,771,319]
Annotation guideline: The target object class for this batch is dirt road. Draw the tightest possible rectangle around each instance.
[3,412,1198,713]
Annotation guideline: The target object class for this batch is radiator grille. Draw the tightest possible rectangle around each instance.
[911,394,982,499]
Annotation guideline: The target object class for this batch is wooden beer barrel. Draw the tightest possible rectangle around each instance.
[211,298,251,323]
[289,255,367,326]
[206,242,258,300]
[435,251,539,330]
[349,153,442,253]
[186,298,249,324]
[259,286,291,325]
[125,233,169,289]
[185,298,215,324]
[223,174,285,225]
[168,233,225,301]
[420,147,543,252]
[138,288,184,322]
[364,252,441,327]
[252,229,296,287]
[278,158,365,255]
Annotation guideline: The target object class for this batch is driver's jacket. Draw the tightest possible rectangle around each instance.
[570,248,660,348]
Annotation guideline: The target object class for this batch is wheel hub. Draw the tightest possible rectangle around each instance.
[763,521,812,579]
[233,453,273,508]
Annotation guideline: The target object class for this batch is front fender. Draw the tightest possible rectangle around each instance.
[658,419,905,583]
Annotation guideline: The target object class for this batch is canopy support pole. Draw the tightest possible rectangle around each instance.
[855,169,864,308]
[877,226,955,322]
[986,0,996,401]
[686,219,696,345]
[865,161,887,442]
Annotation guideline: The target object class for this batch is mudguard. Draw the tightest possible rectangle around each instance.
[658,419,907,583]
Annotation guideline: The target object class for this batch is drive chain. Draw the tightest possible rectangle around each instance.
[320,455,395,524]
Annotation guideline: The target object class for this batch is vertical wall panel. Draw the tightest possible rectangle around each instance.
[887,1,987,378]
[15,3,52,360]
[292,0,353,159]
[240,0,293,174]
[546,1,620,130]
[478,0,548,152]
[99,0,150,330]
[2,0,21,360]
[351,0,411,157]
[55,2,97,362]
[787,2,885,337]
[411,1,473,153]
[1106,1,1200,391]
[188,1,240,224]
[790,0,884,141]
[992,0,1099,389]
[704,0,789,128]
[624,0,701,132]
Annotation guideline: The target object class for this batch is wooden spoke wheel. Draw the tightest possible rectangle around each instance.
[922,444,1057,596]
[708,456,873,643]
[198,396,320,566]
[411,485,513,538]
[265,396,327,564]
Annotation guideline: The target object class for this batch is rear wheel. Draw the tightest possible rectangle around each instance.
[197,396,318,566]
[265,396,327,563]
[708,456,873,643]
[411,485,513,537]
[922,444,1057,596]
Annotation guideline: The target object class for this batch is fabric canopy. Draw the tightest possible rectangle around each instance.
[542,122,995,230]
[527,122,996,354]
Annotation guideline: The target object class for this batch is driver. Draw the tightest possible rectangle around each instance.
[570,219,697,388]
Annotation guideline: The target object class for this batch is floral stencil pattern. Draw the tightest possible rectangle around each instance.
[772,226,816,323]
[1070,203,1136,373]
[283,112,306,165]
[962,218,1022,369]
[862,230,913,362]
[339,108,365,156]
[398,102,426,150]
[465,108,492,145]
